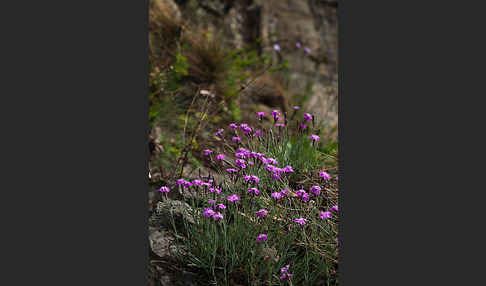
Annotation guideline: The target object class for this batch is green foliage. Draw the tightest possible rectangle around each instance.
[167,114,339,286]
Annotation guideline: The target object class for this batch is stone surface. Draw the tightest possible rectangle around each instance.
[174,0,338,138]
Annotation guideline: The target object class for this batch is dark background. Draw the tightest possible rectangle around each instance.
[1,0,484,285]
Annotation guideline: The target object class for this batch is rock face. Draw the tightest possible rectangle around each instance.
[171,0,338,138]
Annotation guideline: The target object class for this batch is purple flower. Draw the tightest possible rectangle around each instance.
[304,47,311,54]
[210,187,222,194]
[239,123,249,129]
[267,158,278,165]
[242,126,252,134]
[281,264,290,273]
[293,105,300,110]
[248,161,254,166]
[226,168,239,173]
[281,188,289,196]
[253,129,262,137]
[271,192,283,200]
[330,205,338,212]
[203,149,213,156]
[271,110,280,118]
[244,175,260,184]
[217,203,226,210]
[310,134,320,142]
[283,165,294,173]
[319,171,331,180]
[216,154,226,160]
[213,212,224,221]
[319,211,332,220]
[296,190,306,197]
[273,44,281,51]
[229,123,238,130]
[177,179,192,188]
[310,185,321,196]
[256,209,268,218]
[275,123,285,128]
[303,113,313,121]
[204,207,215,218]
[256,233,268,243]
[280,273,293,279]
[208,199,216,205]
[202,181,212,187]
[159,186,170,193]
[235,159,246,169]
[227,194,240,202]
[232,136,241,143]
[256,111,266,118]
[192,179,203,186]
[294,218,307,225]
[301,193,310,202]
[237,147,249,153]
[296,42,302,48]
[215,129,224,136]
[300,122,307,130]
[248,187,260,195]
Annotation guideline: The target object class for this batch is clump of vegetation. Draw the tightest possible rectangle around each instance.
[157,108,339,285]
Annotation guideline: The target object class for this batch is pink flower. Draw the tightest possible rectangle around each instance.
[280,273,293,279]
[248,161,254,166]
[232,136,241,142]
[256,111,266,118]
[271,192,283,200]
[296,42,302,49]
[301,193,310,202]
[267,158,278,165]
[244,175,260,184]
[213,212,224,221]
[227,194,240,202]
[203,149,213,156]
[280,264,290,273]
[256,233,268,243]
[271,110,280,118]
[273,44,281,51]
[300,122,307,130]
[217,203,226,209]
[330,205,338,212]
[303,113,312,121]
[309,134,320,142]
[226,168,239,173]
[235,159,246,169]
[253,129,262,137]
[319,171,331,180]
[304,47,311,54]
[158,186,170,193]
[310,185,321,196]
[294,218,307,225]
[204,207,215,218]
[319,211,332,220]
[296,189,306,197]
[256,209,268,218]
[216,154,226,160]
[229,123,238,130]
[293,106,300,110]
[248,187,260,195]
[208,199,216,205]
[210,187,222,194]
